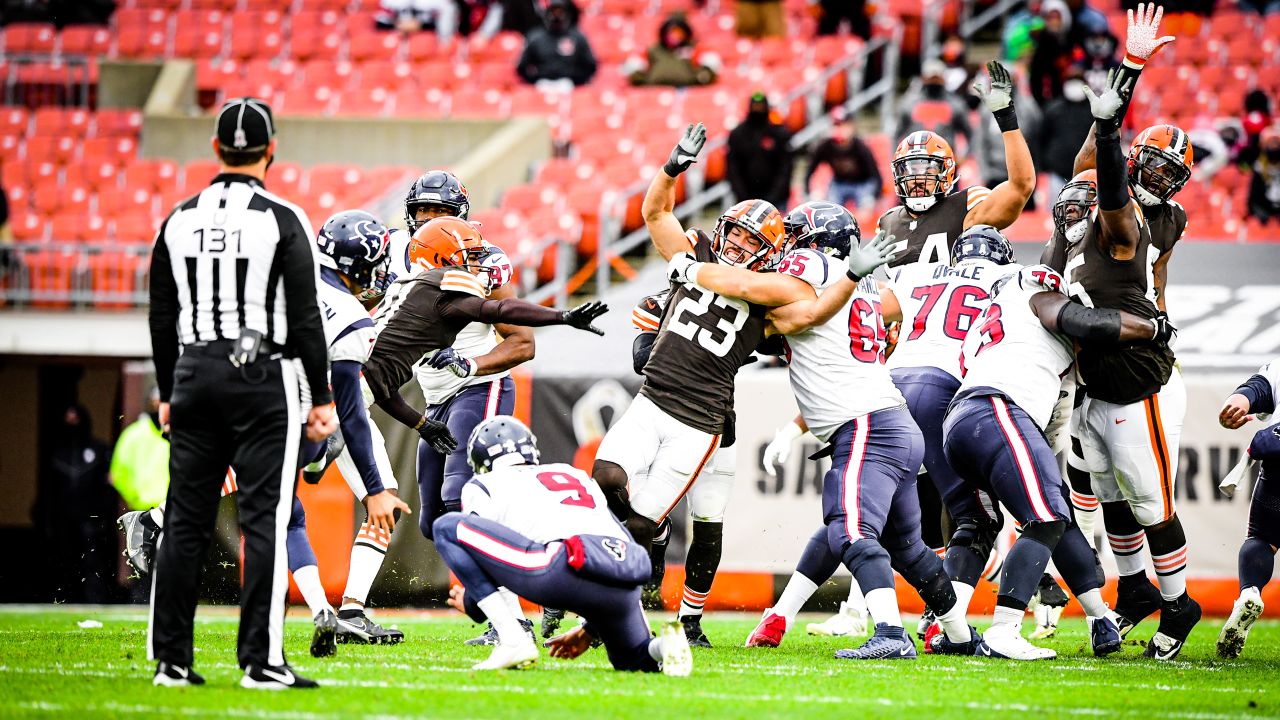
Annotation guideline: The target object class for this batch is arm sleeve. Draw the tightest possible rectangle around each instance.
[1095,129,1130,212]
[148,218,180,402]
[1237,369,1277,416]
[438,293,566,326]
[632,332,656,376]
[273,206,332,405]
[331,359,384,496]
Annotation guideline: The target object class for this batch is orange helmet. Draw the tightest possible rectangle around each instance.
[713,199,786,271]
[409,216,497,289]
[1127,124,1194,207]
[1052,169,1098,241]
[891,130,958,212]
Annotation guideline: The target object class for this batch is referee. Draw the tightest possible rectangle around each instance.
[146,97,336,690]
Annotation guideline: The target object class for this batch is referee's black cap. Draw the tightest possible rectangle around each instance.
[216,97,275,151]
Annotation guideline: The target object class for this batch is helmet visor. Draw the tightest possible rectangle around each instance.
[892,156,946,198]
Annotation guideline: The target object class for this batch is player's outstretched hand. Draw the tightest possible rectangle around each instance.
[417,416,458,455]
[545,625,594,660]
[1083,69,1133,123]
[429,347,478,379]
[972,60,1014,115]
[364,489,410,534]
[562,301,609,336]
[663,122,707,177]
[1126,3,1174,62]
[845,231,898,281]
[666,251,699,285]
[1219,393,1255,429]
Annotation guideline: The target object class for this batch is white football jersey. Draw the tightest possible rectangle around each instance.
[886,259,1006,380]
[1250,357,1280,422]
[386,227,417,284]
[318,271,377,363]
[459,462,627,544]
[957,264,1074,431]
[775,247,905,443]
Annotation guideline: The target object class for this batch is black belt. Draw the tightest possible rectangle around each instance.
[184,339,286,357]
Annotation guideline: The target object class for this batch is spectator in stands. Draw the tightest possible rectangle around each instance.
[1247,126,1280,225]
[516,0,596,88]
[375,0,459,40]
[939,35,977,107]
[736,0,786,39]
[896,59,970,151]
[1077,27,1120,92]
[1218,116,1249,165]
[1029,0,1075,104]
[805,106,882,210]
[1186,117,1230,182]
[458,0,505,39]
[1064,0,1109,45]
[1241,89,1273,166]
[727,92,794,210]
[975,66,1042,206]
[1240,0,1280,13]
[816,0,870,40]
[626,12,719,87]
[110,387,170,515]
[1038,64,1094,202]
[1004,0,1045,61]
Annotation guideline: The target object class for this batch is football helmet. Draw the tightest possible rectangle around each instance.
[1052,169,1098,244]
[951,224,1015,266]
[713,199,786,270]
[468,415,541,474]
[315,210,392,298]
[1127,124,1193,207]
[891,130,958,213]
[404,170,470,233]
[409,216,498,291]
[783,201,861,260]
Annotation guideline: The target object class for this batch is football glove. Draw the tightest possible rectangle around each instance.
[973,60,1018,132]
[561,301,609,336]
[1125,3,1175,64]
[1083,69,1134,135]
[762,420,804,477]
[1150,311,1177,345]
[666,251,701,285]
[845,230,898,281]
[663,122,707,177]
[417,417,458,455]
[428,347,478,379]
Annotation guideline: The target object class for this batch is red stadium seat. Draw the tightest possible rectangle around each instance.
[501,183,562,216]
[114,7,170,31]
[114,26,169,59]
[535,158,594,190]
[87,251,146,308]
[97,186,156,217]
[10,212,45,242]
[472,62,519,91]
[269,161,305,197]
[299,59,355,90]
[466,32,523,64]
[24,135,78,165]
[355,60,412,91]
[289,9,341,34]
[290,28,345,62]
[0,106,28,135]
[183,159,222,189]
[112,213,160,244]
[448,89,508,118]
[33,107,90,136]
[0,131,19,157]
[389,87,449,117]
[174,8,225,31]
[81,159,121,191]
[49,212,104,243]
[24,249,78,309]
[124,158,180,193]
[242,9,286,32]
[308,164,365,198]
[348,32,401,62]
[274,85,335,115]
[173,26,225,59]
[93,108,143,137]
[242,0,292,8]
[334,86,392,116]
[60,25,113,56]
[2,23,57,54]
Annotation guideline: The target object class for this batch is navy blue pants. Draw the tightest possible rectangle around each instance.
[417,377,515,539]
[432,513,658,672]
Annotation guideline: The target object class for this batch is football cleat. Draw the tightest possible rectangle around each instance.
[472,637,538,671]
[835,624,917,660]
[806,601,868,637]
[745,610,788,648]
[979,624,1056,660]
[310,608,337,658]
[335,610,404,645]
[1028,574,1069,640]
[465,619,535,646]
[1088,614,1123,657]
[927,625,983,656]
[1217,588,1264,659]
[640,581,664,611]
[118,510,159,577]
[679,614,712,648]
[241,663,319,690]
[660,621,694,677]
[301,430,345,485]
[1114,574,1163,637]
[1144,594,1201,661]
[153,661,205,687]
[915,607,936,640]
[540,607,565,639]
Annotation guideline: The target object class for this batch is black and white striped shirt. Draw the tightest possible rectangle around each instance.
[149,172,332,405]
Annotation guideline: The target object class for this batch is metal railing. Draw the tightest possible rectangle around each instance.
[0,54,94,107]
[0,243,151,309]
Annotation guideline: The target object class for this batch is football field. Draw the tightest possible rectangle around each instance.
[1,606,1277,719]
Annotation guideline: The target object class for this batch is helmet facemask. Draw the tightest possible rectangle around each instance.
[355,253,393,304]
[892,156,950,212]
[1052,181,1098,244]
[1128,146,1191,206]
[713,220,775,270]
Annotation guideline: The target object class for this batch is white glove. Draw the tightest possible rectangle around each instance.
[763,420,804,477]
[1082,69,1132,122]
[1125,3,1175,63]
[666,251,701,285]
[845,230,898,281]
[972,60,1013,114]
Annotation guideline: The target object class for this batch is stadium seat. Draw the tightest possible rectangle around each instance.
[9,211,45,243]
[60,25,113,56]
[24,249,78,309]
[87,251,145,308]
[449,89,508,118]
[348,32,401,63]
[33,107,90,136]
[2,23,57,55]
[389,87,449,117]
[97,186,156,218]
[112,213,160,244]
[93,109,143,137]
[31,178,67,217]
[25,135,78,167]
[335,86,392,116]
[0,106,28,135]
[289,27,344,62]
[183,159,222,189]
[0,132,19,157]
[274,86,335,115]
[114,27,169,59]
[308,164,365,198]
[124,159,180,194]
[173,26,225,59]
[49,212,105,243]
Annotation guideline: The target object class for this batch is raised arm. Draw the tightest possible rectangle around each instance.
[964,61,1036,230]
[668,254,816,307]
[1029,291,1171,344]
[642,123,706,260]
[766,232,899,335]
[1083,69,1143,259]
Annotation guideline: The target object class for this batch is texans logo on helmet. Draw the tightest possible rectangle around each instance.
[601,537,627,562]
[352,220,388,262]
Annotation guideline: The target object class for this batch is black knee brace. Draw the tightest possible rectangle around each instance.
[1019,519,1067,548]
[949,518,999,561]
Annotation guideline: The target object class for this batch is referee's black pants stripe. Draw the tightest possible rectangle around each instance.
[148,353,301,670]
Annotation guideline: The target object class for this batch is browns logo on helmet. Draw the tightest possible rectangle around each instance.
[891,130,958,212]
[712,199,786,271]
[1127,124,1194,207]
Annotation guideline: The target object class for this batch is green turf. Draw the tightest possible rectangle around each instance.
[0,606,1277,719]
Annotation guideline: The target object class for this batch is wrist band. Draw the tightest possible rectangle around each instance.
[1122,53,1147,69]
[414,416,426,431]
[846,269,863,282]
[662,161,682,177]
[993,105,1019,133]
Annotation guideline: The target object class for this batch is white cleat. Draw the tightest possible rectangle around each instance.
[1217,588,1264,659]
[660,620,693,677]
[472,637,538,670]
[979,623,1057,661]
[1028,602,1064,640]
[806,601,868,637]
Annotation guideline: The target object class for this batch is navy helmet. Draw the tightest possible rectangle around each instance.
[316,210,392,297]
[951,224,1014,266]
[782,201,861,260]
[468,415,541,474]
[405,170,470,233]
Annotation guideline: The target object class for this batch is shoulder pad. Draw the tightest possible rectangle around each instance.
[440,269,488,298]
[1018,264,1066,294]
[777,248,833,288]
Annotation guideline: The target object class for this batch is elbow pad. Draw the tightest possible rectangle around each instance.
[1056,301,1123,344]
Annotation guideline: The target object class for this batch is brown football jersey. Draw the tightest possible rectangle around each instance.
[875,186,990,267]
[1062,208,1175,405]
[639,231,768,435]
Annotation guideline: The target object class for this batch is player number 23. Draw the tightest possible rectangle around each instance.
[667,289,748,357]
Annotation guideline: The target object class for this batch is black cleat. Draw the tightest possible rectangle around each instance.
[153,661,204,687]
[680,615,712,648]
[335,609,404,645]
[1036,573,1069,607]
[465,619,536,647]
[241,664,319,690]
[927,625,984,656]
[541,607,565,639]
[302,430,345,484]
[1143,593,1201,661]
[119,510,160,577]
[641,581,664,611]
[310,608,337,658]
[1114,574,1163,637]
